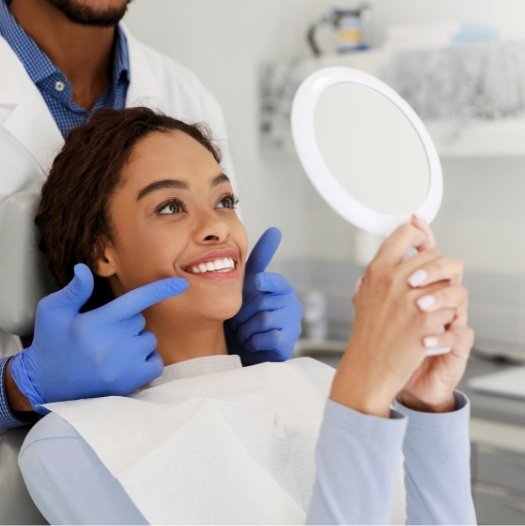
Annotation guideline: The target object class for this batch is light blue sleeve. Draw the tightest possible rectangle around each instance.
[393,391,476,525]
[307,393,475,525]
[18,412,146,525]
[306,399,408,525]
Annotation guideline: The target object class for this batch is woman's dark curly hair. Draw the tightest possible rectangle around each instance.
[36,107,221,310]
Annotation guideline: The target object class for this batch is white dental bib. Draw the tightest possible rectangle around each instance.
[44,356,335,525]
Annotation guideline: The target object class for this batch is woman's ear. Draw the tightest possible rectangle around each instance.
[92,237,118,278]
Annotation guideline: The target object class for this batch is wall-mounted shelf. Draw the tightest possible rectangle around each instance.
[426,119,525,157]
[260,41,525,157]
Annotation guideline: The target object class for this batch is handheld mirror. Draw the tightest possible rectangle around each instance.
[291,67,448,355]
[290,66,442,236]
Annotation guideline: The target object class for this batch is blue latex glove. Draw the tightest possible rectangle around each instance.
[9,263,188,414]
[226,227,302,365]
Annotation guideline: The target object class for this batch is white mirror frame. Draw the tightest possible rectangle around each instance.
[291,67,443,236]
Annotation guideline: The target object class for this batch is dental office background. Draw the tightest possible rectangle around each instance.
[121,3,525,523]
[126,0,525,352]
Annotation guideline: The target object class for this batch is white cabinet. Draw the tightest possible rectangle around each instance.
[470,421,525,524]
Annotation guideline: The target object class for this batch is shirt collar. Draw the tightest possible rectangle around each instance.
[148,355,243,388]
[0,0,56,84]
[113,25,130,85]
[0,0,129,87]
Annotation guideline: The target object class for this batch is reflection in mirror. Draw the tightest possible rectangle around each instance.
[314,83,430,215]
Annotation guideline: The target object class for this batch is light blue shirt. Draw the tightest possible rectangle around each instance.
[18,358,476,525]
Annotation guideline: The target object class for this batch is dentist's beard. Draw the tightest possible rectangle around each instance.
[44,0,132,27]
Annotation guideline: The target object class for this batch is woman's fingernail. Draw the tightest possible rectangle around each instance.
[408,269,428,287]
[417,295,436,312]
[423,336,439,349]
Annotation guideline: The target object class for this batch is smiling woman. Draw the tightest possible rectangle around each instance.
[20,107,476,525]
[36,109,235,304]
[36,108,248,364]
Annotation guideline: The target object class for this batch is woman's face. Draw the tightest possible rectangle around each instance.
[96,130,248,324]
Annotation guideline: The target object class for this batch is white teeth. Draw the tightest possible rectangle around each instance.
[189,257,235,274]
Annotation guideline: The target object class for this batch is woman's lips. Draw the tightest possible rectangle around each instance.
[188,257,235,274]
[182,250,241,281]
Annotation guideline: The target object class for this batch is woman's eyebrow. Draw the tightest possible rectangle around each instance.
[212,173,230,186]
[137,179,188,200]
[137,173,230,201]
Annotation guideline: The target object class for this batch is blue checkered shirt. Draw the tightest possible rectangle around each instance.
[0,0,130,137]
[0,357,27,428]
[0,0,130,428]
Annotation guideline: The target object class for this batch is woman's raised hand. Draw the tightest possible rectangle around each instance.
[330,217,473,417]
[396,216,473,413]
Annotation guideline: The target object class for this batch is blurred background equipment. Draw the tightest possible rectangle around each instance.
[307,3,371,56]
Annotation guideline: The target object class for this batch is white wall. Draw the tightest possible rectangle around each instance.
[124,0,525,274]
[125,0,325,260]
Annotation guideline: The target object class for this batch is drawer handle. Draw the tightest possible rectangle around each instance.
[476,485,525,513]
[507,498,525,513]
[477,447,525,469]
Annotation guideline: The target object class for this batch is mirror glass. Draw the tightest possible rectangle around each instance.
[314,83,430,215]
[291,67,442,236]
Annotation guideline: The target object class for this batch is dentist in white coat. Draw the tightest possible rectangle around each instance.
[0,0,302,428]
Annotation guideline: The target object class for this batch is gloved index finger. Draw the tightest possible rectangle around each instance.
[255,272,294,295]
[97,277,189,322]
[245,227,282,278]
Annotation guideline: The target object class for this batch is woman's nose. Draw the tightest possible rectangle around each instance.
[194,212,230,244]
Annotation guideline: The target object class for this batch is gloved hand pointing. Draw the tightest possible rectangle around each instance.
[9,263,188,414]
[226,227,302,365]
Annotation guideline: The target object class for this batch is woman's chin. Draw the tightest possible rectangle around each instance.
[215,301,243,322]
[179,299,243,323]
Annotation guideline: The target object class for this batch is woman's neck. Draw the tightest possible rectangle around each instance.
[152,319,229,366]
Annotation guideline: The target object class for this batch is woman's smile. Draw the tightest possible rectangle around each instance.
[181,248,241,281]
[96,129,248,325]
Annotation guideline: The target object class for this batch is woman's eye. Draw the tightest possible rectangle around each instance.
[157,199,185,215]
[217,193,239,210]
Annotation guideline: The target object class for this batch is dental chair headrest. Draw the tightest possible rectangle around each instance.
[0,192,56,337]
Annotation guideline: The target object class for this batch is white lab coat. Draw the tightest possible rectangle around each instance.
[0,26,236,357]
[0,26,236,203]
